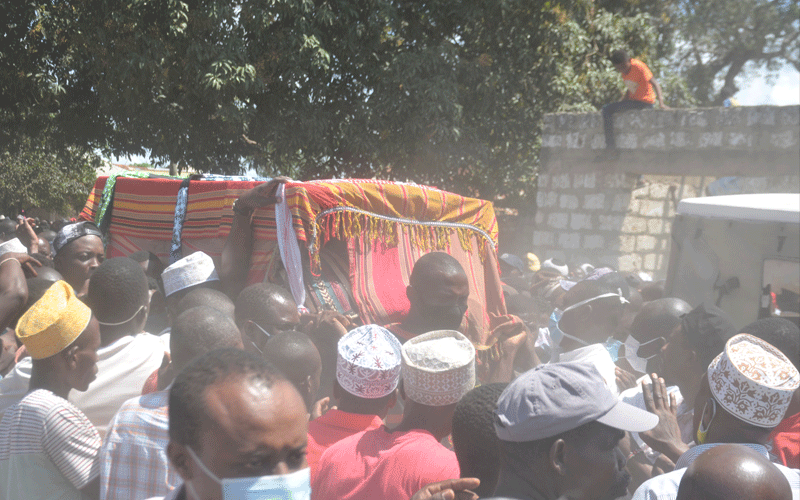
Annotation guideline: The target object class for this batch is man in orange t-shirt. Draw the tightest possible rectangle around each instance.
[598,50,668,160]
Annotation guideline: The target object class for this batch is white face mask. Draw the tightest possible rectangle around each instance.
[186,446,311,500]
[551,291,630,352]
[623,335,665,374]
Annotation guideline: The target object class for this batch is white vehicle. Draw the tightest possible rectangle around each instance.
[665,193,800,329]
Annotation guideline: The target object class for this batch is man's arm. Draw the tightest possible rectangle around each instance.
[650,78,669,109]
[0,256,32,331]
[220,177,290,298]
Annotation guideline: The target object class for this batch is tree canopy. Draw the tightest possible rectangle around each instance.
[1,0,791,216]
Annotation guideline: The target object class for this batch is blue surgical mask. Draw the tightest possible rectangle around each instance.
[186,446,311,500]
[604,337,623,362]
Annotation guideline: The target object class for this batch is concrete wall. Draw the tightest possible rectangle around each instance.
[534,106,800,279]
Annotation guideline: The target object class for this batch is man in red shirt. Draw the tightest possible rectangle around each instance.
[306,324,402,478]
[312,330,476,500]
[597,49,668,161]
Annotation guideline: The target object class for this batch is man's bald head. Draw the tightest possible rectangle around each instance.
[235,283,300,352]
[677,444,791,500]
[234,283,298,330]
[263,331,321,411]
[406,252,470,332]
[34,266,63,282]
[409,252,466,289]
[176,288,235,319]
[170,306,243,371]
[630,298,692,343]
[0,219,17,241]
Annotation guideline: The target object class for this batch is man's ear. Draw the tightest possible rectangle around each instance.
[406,285,416,305]
[549,438,568,477]
[300,375,312,397]
[62,344,80,369]
[167,441,193,482]
[332,379,342,401]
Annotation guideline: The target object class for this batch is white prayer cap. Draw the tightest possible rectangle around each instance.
[0,238,28,256]
[402,330,475,407]
[161,251,219,297]
[708,333,800,428]
[337,324,402,399]
[541,258,568,277]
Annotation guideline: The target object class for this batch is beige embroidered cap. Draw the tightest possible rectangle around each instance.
[707,333,800,428]
[402,330,475,407]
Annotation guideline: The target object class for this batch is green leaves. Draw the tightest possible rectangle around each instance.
[0,137,97,216]
[1,0,670,215]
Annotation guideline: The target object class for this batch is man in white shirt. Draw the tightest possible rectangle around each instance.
[0,257,168,436]
[632,334,800,500]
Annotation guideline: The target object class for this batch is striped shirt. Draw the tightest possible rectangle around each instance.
[100,389,180,500]
[0,389,101,500]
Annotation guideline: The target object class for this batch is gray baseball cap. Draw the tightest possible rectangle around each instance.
[494,361,659,442]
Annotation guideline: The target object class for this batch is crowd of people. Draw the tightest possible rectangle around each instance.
[0,179,797,500]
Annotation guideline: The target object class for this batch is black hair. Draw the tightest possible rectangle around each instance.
[169,348,286,449]
[30,253,54,268]
[740,318,800,371]
[86,257,149,325]
[595,271,631,301]
[11,278,56,329]
[630,298,692,343]
[681,303,737,368]
[610,50,630,65]
[499,421,623,475]
[234,283,296,328]
[334,379,396,414]
[0,219,17,239]
[128,250,165,294]
[176,288,235,319]
[263,330,320,407]
[170,306,242,371]
[409,252,465,289]
[560,279,618,309]
[452,383,508,497]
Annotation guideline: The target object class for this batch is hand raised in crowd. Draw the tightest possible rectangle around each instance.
[486,320,531,383]
[14,217,39,254]
[639,373,689,463]
[2,252,41,278]
[302,309,352,342]
[615,366,638,392]
[311,396,337,420]
[236,176,292,211]
[409,477,480,500]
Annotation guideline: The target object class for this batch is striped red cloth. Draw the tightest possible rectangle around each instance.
[79,177,508,343]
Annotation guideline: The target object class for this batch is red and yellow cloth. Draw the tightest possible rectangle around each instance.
[80,177,508,346]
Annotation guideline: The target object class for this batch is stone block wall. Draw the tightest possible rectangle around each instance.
[533,106,800,279]
[533,172,800,278]
[540,106,799,176]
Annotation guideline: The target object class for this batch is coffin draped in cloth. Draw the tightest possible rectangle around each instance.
[80,176,514,348]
